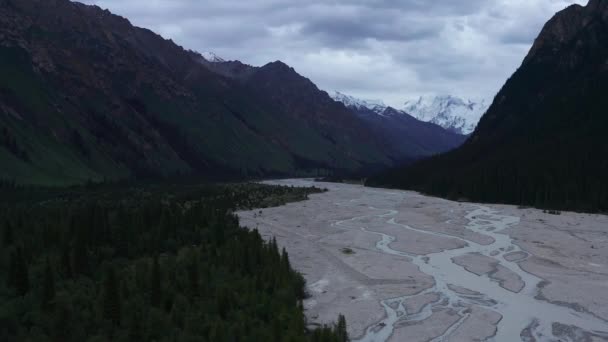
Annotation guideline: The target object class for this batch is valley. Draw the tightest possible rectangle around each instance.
[238,180,608,341]
[1,0,607,341]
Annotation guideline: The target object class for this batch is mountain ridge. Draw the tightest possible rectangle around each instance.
[1,0,466,185]
[329,91,490,135]
[0,0,395,184]
[330,91,387,115]
[332,91,467,161]
[368,0,608,212]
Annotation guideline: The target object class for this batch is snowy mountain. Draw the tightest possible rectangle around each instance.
[200,51,225,63]
[330,91,466,160]
[331,91,387,115]
[403,95,489,135]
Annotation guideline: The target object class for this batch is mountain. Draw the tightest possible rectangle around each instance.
[403,95,489,135]
[330,91,387,115]
[331,92,467,161]
[196,58,399,171]
[0,0,394,185]
[200,51,225,63]
[195,53,258,81]
[369,0,608,212]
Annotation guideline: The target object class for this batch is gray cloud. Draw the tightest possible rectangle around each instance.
[78,0,587,106]
[299,8,444,46]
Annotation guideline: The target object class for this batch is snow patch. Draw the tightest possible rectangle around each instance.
[331,91,387,115]
[200,51,225,63]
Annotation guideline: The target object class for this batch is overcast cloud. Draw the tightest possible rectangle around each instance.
[79,0,587,106]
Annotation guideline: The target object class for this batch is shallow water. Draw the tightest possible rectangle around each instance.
[259,179,608,341]
[332,198,608,342]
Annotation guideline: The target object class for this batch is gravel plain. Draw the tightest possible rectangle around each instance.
[237,179,608,341]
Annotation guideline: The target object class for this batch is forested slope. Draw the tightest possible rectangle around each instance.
[0,182,348,342]
[369,0,608,212]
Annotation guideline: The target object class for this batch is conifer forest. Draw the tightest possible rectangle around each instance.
[0,182,348,342]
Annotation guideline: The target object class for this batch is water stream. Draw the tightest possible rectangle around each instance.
[331,199,608,342]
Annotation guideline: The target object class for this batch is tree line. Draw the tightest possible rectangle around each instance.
[0,182,349,341]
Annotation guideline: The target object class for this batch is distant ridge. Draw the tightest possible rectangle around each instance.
[403,95,489,135]
[332,92,467,161]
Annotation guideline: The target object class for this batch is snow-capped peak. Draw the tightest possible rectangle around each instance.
[403,95,489,135]
[200,52,225,63]
[331,91,387,115]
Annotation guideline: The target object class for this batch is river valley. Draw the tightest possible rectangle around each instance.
[238,180,608,341]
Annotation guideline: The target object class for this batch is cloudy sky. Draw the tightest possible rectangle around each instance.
[80,0,587,107]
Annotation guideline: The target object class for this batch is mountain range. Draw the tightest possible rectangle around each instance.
[331,92,466,159]
[369,0,608,212]
[403,95,489,135]
[4,0,602,213]
[0,0,462,185]
[331,92,489,135]
[330,92,388,115]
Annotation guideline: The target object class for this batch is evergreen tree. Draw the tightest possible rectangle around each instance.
[281,247,291,273]
[336,314,348,342]
[52,295,73,341]
[42,257,56,309]
[2,219,13,246]
[187,250,200,296]
[60,244,73,278]
[8,248,29,296]
[128,310,144,342]
[150,255,161,307]
[101,265,122,325]
[72,238,90,277]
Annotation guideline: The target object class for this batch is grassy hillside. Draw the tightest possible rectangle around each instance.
[0,0,392,185]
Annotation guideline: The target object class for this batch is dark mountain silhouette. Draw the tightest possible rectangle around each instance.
[345,105,466,163]
[369,0,608,212]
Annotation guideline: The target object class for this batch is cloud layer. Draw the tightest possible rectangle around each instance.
[79,0,587,106]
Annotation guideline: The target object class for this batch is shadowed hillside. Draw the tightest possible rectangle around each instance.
[369,0,608,212]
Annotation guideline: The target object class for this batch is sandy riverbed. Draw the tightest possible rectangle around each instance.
[237,179,608,342]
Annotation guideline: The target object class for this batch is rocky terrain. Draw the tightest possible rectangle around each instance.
[239,180,608,341]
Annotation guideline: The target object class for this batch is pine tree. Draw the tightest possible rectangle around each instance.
[128,310,143,342]
[60,244,72,278]
[150,255,161,307]
[2,219,13,246]
[336,314,348,342]
[187,251,200,296]
[42,257,56,309]
[101,265,121,325]
[281,247,291,273]
[72,238,90,277]
[8,248,29,296]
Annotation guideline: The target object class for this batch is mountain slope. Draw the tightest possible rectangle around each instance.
[331,93,467,161]
[403,95,489,135]
[369,0,608,212]
[0,0,392,185]
[330,91,388,114]
[198,59,395,172]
